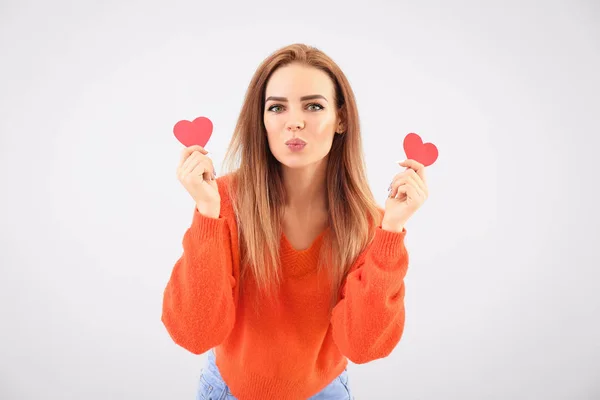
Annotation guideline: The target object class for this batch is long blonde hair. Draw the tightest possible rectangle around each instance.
[220,43,383,312]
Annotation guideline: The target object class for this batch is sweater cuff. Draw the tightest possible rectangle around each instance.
[189,206,228,241]
[368,226,408,272]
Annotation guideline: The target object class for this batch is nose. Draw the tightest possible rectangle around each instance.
[285,117,304,131]
[287,123,303,131]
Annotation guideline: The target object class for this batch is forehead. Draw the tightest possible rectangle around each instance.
[265,64,334,98]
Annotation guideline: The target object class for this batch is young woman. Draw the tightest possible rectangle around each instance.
[162,43,429,400]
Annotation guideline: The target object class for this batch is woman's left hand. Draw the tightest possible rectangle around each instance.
[382,159,429,232]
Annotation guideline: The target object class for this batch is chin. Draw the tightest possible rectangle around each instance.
[277,153,329,170]
[278,159,308,169]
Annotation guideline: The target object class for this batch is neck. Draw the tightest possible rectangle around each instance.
[281,160,328,214]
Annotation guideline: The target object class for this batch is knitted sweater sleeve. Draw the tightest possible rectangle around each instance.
[330,226,409,364]
[161,206,237,355]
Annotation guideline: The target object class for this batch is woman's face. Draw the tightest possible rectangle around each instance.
[263,63,343,169]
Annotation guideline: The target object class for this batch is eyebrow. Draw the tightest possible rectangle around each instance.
[265,94,328,103]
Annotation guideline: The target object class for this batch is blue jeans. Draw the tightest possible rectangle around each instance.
[196,349,354,399]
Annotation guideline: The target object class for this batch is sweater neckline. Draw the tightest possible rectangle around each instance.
[280,226,330,253]
[279,226,330,277]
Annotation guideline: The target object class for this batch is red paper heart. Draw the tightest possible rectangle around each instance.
[403,133,438,166]
[173,117,213,147]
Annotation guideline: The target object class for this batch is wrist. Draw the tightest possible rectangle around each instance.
[381,219,405,233]
[196,204,220,219]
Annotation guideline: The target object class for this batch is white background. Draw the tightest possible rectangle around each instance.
[1,0,599,399]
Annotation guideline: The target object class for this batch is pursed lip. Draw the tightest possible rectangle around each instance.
[285,139,307,145]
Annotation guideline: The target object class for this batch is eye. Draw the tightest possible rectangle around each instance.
[267,104,283,113]
[307,103,324,111]
[266,103,325,113]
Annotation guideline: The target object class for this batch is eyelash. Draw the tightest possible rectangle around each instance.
[267,103,325,113]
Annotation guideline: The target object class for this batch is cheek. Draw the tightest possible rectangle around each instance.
[264,118,282,149]
[263,115,272,129]
[264,116,278,136]
[313,115,336,135]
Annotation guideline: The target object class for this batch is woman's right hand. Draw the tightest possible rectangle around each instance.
[176,145,221,218]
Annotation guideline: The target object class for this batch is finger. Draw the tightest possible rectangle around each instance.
[181,151,203,174]
[390,174,419,198]
[182,153,210,177]
[403,168,428,195]
[184,154,215,179]
[410,181,426,200]
[404,184,420,202]
[397,159,427,185]
[190,163,214,181]
[391,169,421,186]
[183,158,207,180]
[180,145,208,165]
[389,183,407,199]
[392,183,421,203]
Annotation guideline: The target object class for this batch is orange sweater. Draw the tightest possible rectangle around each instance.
[161,174,410,399]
